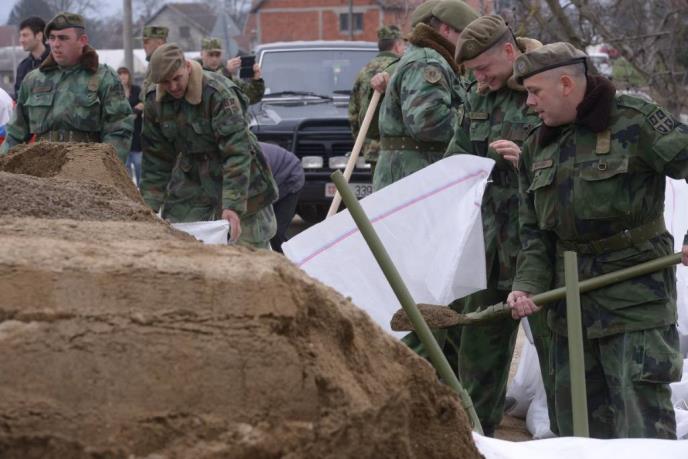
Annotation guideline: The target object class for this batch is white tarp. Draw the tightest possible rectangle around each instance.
[171,220,229,245]
[473,432,688,459]
[283,155,494,338]
[507,177,688,439]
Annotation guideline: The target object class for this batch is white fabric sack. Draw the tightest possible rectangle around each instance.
[283,155,494,338]
[171,220,229,245]
[473,432,688,459]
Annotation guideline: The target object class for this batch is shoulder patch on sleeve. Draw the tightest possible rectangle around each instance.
[647,107,677,134]
[223,97,241,114]
[424,66,442,84]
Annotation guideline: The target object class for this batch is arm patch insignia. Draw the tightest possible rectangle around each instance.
[647,108,676,134]
[424,67,442,84]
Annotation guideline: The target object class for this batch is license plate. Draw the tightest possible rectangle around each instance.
[325,182,373,199]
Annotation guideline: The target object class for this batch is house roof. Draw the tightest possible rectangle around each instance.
[250,0,423,13]
[147,2,218,33]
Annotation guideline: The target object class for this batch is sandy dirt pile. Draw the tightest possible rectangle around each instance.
[0,143,482,458]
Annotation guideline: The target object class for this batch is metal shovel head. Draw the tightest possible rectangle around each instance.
[390,303,465,331]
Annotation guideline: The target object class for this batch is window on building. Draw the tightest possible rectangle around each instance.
[180,26,190,38]
[339,13,363,33]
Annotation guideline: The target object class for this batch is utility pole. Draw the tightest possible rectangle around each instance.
[348,0,354,41]
[123,0,134,73]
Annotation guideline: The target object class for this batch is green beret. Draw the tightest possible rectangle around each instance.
[44,12,84,36]
[410,1,440,27]
[513,42,588,84]
[143,26,169,40]
[149,43,185,84]
[202,37,222,51]
[455,15,510,64]
[431,0,479,33]
[377,25,401,41]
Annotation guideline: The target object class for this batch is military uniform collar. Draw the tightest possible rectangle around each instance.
[408,23,459,74]
[39,45,99,73]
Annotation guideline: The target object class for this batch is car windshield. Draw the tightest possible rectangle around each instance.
[260,48,378,97]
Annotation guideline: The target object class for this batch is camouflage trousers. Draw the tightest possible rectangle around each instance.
[372,149,444,191]
[455,260,555,437]
[551,324,682,438]
[235,204,277,249]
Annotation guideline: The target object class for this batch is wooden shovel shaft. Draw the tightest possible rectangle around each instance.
[326,90,382,218]
[465,252,683,323]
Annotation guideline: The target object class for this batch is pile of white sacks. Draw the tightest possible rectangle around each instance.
[506,178,688,440]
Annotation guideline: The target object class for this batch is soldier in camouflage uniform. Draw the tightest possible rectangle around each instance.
[373,0,478,191]
[199,37,265,105]
[140,26,169,103]
[348,25,405,175]
[444,16,551,437]
[508,42,688,438]
[141,44,278,249]
[0,12,133,161]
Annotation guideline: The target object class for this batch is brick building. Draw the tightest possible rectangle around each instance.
[243,0,493,48]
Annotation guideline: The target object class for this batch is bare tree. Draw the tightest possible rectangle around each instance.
[133,0,164,22]
[45,0,96,16]
[514,0,688,114]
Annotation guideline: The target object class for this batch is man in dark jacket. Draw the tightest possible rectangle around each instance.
[14,16,49,100]
[259,142,305,252]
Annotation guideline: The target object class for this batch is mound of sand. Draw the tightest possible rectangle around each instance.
[0,143,481,458]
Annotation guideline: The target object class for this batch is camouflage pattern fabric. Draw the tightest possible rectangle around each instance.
[374,24,462,191]
[514,84,688,437]
[551,325,682,438]
[200,62,265,105]
[445,81,549,434]
[141,62,278,248]
[1,46,133,161]
[348,51,399,164]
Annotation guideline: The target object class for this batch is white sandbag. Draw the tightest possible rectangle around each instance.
[171,220,229,245]
[506,337,540,418]
[526,388,555,439]
[283,155,494,338]
[473,432,688,459]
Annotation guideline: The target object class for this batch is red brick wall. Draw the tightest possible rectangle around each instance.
[242,0,494,50]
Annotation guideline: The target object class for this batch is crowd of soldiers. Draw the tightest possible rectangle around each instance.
[1,0,688,442]
[348,0,688,440]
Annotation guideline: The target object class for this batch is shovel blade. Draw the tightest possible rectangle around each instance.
[390,303,464,331]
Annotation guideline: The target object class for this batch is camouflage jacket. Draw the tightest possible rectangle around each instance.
[445,79,539,290]
[202,62,265,105]
[141,61,277,223]
[378,24,462,156]
[513,77,688,338]
[1,46,133,161]
[348,50,399,161]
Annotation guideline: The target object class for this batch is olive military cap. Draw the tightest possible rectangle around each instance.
[45,12,85,36]
[149,43,186,83]
[202,37,222,51]
[455,15,511,64]
[143,25,169,40]
[513,42,588,84]
[410,1,440,27]
[431,0,479,33]
[377,25,402,41]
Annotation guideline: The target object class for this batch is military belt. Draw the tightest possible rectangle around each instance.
[379,136,446,153]
[36,130,101,143]
[558,217,667,255]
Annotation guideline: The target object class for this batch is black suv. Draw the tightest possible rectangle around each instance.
[249,41,379,223]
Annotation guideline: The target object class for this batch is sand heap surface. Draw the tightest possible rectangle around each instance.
[0,143,481,458]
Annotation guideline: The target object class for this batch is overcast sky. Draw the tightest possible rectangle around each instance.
[2,1,124,26]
